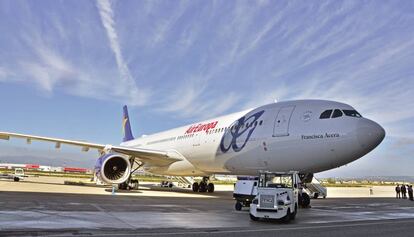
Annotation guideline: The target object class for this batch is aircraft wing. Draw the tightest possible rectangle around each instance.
[0,132,183,166]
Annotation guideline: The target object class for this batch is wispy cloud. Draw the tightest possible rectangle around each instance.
[0,1,413,175]
[96,0,148,105]
[0,66,12,80]
[0,0,149,106]
[150,1,190,47]
[157,77,240,120]
[21,46,76,92]
[160,80,206,114]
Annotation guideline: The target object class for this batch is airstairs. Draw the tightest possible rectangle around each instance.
[169,176,194,188]
[304,177,327,198]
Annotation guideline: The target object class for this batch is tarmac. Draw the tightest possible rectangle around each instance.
[0,176,413,237]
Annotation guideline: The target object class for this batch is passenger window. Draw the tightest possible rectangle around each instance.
[331,109,343,118]
[319,110,332,119]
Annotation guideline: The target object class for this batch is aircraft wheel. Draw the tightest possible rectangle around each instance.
[120,183,126,190]
[118,182,127,190]
[250,214,259,221]
[235,202,242,211]
[130,179,139,190]
[192,182,199,192]
[198,182,207,192]
[207,183,215,193]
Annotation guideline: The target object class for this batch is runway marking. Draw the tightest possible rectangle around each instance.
[33,219,414,237]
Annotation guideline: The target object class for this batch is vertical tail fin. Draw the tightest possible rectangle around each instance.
[122,105,134,142]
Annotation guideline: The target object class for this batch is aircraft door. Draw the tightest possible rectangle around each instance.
[273,106,295,137]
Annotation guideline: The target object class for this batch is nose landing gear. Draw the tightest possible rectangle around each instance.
[192,177,215,193]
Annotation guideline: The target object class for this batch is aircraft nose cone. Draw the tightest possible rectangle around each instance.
[357,119,385,151]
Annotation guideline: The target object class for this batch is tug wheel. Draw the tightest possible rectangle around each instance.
[250,214,259,221]
[281,208,291,223]
[235,202,242,211]
[290,204,297,220]
[301,193,311,208]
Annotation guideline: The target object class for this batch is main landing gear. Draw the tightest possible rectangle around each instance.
[118,158,142,191]
[192,177,215,193]
[118,179,139,190]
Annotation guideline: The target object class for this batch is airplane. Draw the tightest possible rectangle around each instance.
[0,100,385,195]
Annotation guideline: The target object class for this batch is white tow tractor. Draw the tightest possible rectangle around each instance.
[249,171,300,223]
[233,176,258,211]
[0,168,27,182]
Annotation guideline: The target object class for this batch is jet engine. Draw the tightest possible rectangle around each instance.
[94,154,131,184]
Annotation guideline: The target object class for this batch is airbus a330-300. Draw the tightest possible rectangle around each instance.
[0,100,385,193]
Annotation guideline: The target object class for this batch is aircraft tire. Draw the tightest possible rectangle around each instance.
[118,182,128,190]
[207,183,214,193]
[192,182,199,192]
[130,179,139,190]
[198,182,207,192]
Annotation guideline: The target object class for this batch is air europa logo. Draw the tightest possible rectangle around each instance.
[220,110,265,153]
[185,121,218,134]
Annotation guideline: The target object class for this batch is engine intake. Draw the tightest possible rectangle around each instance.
[95,154,131,184]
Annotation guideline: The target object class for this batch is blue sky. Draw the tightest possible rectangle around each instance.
[0,0,413,177]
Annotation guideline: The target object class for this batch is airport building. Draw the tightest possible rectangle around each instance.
[0,163,91,173]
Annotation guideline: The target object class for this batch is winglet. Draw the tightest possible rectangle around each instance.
[122,105,134,142]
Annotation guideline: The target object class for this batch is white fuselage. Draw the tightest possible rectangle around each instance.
[121,100,385,176]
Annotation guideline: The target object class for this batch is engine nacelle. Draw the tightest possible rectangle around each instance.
[94,154,131,184]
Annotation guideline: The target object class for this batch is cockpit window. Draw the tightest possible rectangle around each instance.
[343,110,362,118]
[331,109,343,118]
[319,110,332,119]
